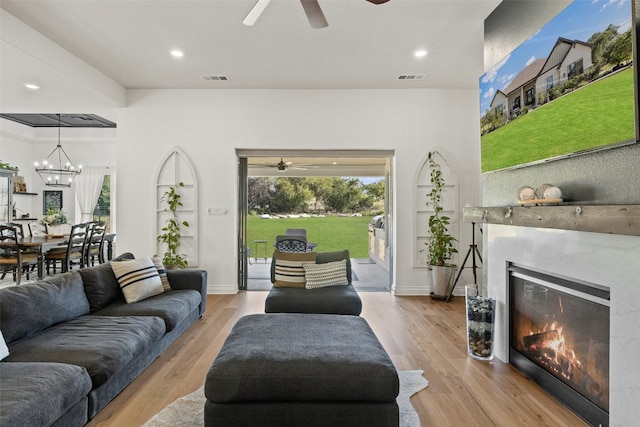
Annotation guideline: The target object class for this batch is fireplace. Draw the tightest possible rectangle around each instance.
[508,264,610,427]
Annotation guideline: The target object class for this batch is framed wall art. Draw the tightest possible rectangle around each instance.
[43,190,63,214]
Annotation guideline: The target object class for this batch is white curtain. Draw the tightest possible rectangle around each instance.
[74,167,108,223]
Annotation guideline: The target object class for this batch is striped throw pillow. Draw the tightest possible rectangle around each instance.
[304,259,349,289]
[111,257,164,303]
[274,250,317,288]
[152,257,171,291]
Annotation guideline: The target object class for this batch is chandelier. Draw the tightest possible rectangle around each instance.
[34,114,82,187]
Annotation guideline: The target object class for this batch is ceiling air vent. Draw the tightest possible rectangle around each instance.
[202,75,229,81]
[397,74,425,80]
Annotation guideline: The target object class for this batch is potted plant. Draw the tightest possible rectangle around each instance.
[157,182,190,269]
[424,150,457,298]
[41,208,70,235]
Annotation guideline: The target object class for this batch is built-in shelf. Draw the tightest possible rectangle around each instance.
[463,205,640,237]
[13,192,38,196]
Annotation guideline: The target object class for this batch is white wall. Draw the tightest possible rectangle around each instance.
[117,88,482,294]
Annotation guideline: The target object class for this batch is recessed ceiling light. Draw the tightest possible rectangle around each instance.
[414,49,427,58]
[24,83,41,90]
[170,49,184,58]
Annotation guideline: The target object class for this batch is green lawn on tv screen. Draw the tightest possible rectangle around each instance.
[247,215,374,259]
[481,68,635,172]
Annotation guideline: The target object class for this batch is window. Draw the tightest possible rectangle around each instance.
[567,58,584,79]
[525,88,535,105]
[546,75,553,90]
[512,96,521,110]
[93,175,111,232]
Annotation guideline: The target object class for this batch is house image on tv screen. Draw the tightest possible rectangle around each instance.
[490,38,593,121]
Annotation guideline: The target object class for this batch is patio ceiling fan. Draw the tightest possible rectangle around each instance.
[250,158,318,172]
[243,0,390,29]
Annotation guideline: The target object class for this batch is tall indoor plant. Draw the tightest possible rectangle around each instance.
[157,182,190,268]
[425,151,457,298]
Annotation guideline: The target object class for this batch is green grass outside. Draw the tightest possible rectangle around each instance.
[481,68,635,172]
[247,215,374,259]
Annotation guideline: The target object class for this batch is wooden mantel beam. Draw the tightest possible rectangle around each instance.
[463,205,640,237]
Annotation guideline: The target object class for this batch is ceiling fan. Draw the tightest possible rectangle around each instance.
[250,158,319,172]
[243,0,390,29]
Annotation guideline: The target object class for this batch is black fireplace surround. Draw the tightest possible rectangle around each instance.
[508,264,610,427]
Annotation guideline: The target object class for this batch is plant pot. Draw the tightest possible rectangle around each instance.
[430,264,456,299]
[465,285,495,361]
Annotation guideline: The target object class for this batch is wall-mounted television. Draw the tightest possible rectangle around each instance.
[480,0,637,173]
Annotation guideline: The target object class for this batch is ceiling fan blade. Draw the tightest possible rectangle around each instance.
[366,0,390,4]
[300,0,328,29]
[243,0,271,26]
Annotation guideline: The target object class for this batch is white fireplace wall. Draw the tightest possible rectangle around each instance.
[485,224,640,427]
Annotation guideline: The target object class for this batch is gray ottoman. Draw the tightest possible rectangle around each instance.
[205,313,399,427]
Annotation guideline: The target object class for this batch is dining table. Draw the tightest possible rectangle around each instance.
[0,235,68,280]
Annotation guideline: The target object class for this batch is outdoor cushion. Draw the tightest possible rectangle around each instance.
[5,315,165,387]
[0,273,90,344]
[304,259,349,289]
[273,250,317,288]
[0,362,91,427]
[95,289,201,331]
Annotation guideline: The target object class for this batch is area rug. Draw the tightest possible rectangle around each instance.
[143,370,428,427]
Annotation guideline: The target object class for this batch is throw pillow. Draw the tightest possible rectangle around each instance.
[111,257,164,303]
[152,257,171,291]
[273,250,317,288]
[0,330,8,361]
[304,259,349,289]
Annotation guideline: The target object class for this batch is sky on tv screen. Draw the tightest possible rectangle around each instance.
[479,0,632,115]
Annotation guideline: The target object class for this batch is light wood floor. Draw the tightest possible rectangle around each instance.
[86,292,587,427]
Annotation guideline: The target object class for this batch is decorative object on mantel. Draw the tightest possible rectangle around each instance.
[516,184,563,205]
[517,186,536,201]
[34,114,82,187]
[423,150,458,300]
[465,284,495,361]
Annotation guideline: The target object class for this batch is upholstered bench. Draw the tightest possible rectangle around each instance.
[204,313,399,427]
[264,250,363,315]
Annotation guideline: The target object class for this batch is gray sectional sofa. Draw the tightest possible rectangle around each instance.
[0,254,207,427]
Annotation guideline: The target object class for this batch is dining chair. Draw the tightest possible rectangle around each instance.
[285,228,307,237]
[0,225,41,285]
[274,235,309,252]
[28,221,47,237]
[45,222,89,274]
[284,229,317,250]
[4,222,25,238]
[84,221,107,266]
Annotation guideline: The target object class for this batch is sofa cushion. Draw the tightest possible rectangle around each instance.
[95,290,201,331]
[5,315,166,387]
[304,259,349,289]
[273,250,317,288]
[79,252,134,312]
[111,257,164,303]
[206,314,398,403]
[0,362,91,427]
[0,273,90,344]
